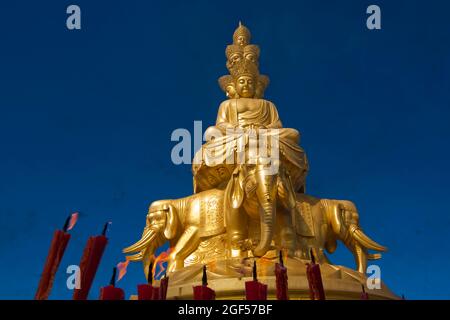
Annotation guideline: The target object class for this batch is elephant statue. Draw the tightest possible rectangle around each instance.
[123,186,386,275]
[291,193,387,273]
[223,161,300,258]
[122,163,299,275]
[122,188,227,274]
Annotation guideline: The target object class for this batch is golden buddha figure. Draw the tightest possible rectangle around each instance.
[194,23,308,192]
[123,22,398,300]
[192,23,308,258]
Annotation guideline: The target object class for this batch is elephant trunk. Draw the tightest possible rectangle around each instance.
[350,225,387,252]
[253,166,277,257]
[123,227,158,254]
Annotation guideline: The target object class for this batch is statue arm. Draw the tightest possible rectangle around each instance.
[266,101,283,129]
[215,100,236,133]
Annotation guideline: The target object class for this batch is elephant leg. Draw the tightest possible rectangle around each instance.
[226,206,249,254]
[276,207,297,256]
[167,226,200,272]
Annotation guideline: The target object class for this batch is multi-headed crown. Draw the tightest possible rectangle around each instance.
[219,22,269,98]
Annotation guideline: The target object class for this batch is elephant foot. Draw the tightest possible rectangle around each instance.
[229,238,253,258]
[280,226,296,247]
[229,233,251,250]
[280,238,296,256]
[167,257,184,273]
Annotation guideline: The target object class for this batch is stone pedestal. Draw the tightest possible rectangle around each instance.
[162,257,399,300]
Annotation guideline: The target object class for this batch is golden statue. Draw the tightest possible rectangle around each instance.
[123,23,398,300]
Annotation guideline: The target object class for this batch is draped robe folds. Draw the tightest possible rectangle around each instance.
[192,99,308,194]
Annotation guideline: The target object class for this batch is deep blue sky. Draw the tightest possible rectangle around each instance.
[0,0,449,299]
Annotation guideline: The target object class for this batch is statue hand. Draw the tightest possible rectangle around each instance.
[216,122,238,134]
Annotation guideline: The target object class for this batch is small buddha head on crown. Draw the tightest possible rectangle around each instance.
[225,45,244,70]
[233,21,251,47]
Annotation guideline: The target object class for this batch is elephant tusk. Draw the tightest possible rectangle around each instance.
[126,252,144,261]
[352,228,387,252]
[122,229,157,254]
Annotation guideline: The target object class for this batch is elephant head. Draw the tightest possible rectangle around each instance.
[122,201,179,264]
[323,199,387,273]
[123,189,227,274]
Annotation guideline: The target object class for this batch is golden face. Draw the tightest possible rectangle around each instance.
[236,75,255,98]
[244,53,256,63]
[229,53,242,67]
[237,36,246,46]
[226,84,238,98]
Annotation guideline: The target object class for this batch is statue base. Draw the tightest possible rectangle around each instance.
[162,257,399,300]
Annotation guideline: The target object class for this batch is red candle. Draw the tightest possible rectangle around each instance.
[152,286,160,300]
[137,262,161,300]
[159,274,169,300]
[100,285,125,300]
[306,250,326,300]
[137,284,160,300]
[193,265,215,300]
[35,213,78,300]
[99,268,124,300]
[360,285,369,300]
[193,286,216,300]
[137,284,152,300]
[245,281,268,300]
[73,222,110,300]
[275,251,289,300]
[245,261,268,300]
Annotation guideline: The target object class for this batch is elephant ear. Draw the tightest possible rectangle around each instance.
[225,167,244,209]
[163,204,178,240]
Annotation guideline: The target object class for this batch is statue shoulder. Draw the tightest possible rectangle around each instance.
[216,99,237,123]
[218,99,233,112]
[215,99,237,127]
[258,98,276,106]
[259,99,280,112]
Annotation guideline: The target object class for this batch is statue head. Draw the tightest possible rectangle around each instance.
[219,69,269,99]
[243,45,259,65]
[233,21,251,46]
[235,75,256,98]
[226,84,239,99]
[230,58,258,98]
[218,75,238,98]
[225,45,243,70]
